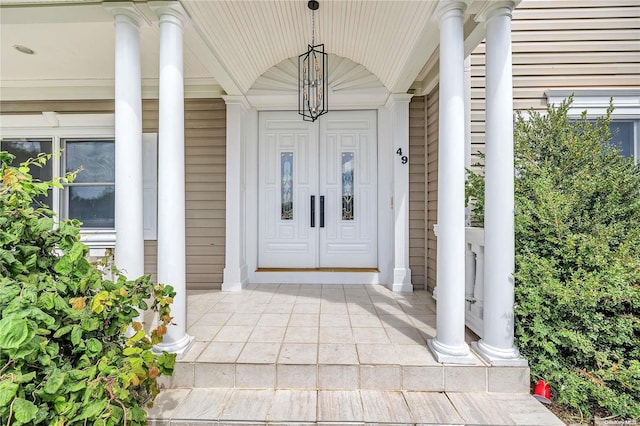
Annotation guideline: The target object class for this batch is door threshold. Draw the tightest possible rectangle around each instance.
[257,267,379,273]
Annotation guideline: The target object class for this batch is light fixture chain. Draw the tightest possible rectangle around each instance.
[312,6,315,46]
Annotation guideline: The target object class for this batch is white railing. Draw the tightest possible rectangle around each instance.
[431,225,486,337]
[464,227,484,337]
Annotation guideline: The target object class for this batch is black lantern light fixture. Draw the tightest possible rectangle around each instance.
[298,0,327,122]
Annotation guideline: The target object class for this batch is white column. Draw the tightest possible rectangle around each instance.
[386,94,414,293]
[472,2,526,366]
[152,3,193,357]
[222,96,250,291]
[108,5,144,281]
[427,1,475,364]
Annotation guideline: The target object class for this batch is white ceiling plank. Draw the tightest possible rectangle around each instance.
[1,0,491,99]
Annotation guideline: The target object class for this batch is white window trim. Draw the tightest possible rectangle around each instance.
[545,88,640,163]
[0,112,158,251]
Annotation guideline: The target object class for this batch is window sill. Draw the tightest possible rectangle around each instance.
[80,229,116,257]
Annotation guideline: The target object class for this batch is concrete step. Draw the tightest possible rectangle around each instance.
[146,388,565,426]
[159,359,530,393]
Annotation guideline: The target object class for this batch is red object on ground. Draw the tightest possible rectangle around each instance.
[533,379,552,404]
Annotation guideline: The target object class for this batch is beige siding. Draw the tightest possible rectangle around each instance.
[0,98,226,290]
[186,100,226,289]
[470,0,640,148]
[426,86,439,292]
[409,96,426,289]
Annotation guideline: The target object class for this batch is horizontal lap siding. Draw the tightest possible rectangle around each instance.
[471,1,640,150]
[409,96,426,290]
[426,87,439,292]
[187,100,225,289]
[0,98,225,290]
[142,99,226,290]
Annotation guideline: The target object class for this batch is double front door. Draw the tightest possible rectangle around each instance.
[258,110,378,269]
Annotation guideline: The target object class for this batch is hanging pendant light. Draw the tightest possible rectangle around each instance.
[299,0,327,122]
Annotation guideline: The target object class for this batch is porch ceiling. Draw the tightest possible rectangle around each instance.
[0,0,489,100]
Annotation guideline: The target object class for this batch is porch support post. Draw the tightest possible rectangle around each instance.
[108,4,144,281]
[222,96,250,291]
[472,2,527,366]
[151,2,193,357]
[427,0,475,364]
[386,93,414,293]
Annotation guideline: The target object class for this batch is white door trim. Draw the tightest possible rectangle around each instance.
[246,111,392,286]
[240,94,407,289]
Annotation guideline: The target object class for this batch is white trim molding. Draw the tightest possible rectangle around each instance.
[545,88,640,119]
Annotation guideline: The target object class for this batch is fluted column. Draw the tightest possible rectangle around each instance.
[222,96,250,291]
[151,2,193,357]
[427,0,475,364]
[472,1,527,366]
[107,4,144,282]
[386,94,414,293]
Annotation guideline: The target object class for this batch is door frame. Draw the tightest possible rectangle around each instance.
[247,108,391,285]
[257,110,379,270]
[232,94,412,289]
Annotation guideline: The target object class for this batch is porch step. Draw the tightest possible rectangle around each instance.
[159,359,531,393]
[146,388,565,426]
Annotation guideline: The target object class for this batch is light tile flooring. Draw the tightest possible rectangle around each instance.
[147,284,564,425]
[182,284,457,367]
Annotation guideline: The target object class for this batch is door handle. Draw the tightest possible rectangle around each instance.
[320,196,325,228]
[310,195,316,227]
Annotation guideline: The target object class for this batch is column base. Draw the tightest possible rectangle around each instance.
[392,268,413,293]
[222,265,248,291]
[153,333,195,360]
[427,338,477,365]
[472,340,528,367]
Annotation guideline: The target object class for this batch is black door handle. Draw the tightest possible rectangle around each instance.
[310,195,315,227]
[320,196,325,228]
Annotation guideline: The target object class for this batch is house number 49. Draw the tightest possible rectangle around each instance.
[396,148,408,165]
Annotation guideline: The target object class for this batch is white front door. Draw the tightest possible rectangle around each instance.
[258,110,377,269]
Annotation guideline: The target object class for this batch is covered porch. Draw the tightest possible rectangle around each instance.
[146,284,563,425]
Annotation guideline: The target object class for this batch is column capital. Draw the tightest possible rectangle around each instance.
[222,95,251,111]
[475,1,516,23]
[150,1,191,27]
[104,2,150,27]
[436,0,468,21]
[384,93,414,109]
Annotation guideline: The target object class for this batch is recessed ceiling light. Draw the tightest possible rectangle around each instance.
[13,45,35,55]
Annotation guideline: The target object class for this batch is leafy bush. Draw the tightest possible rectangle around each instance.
[466,100,640,419]
[0,151,176,425]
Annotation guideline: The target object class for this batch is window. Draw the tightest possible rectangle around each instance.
[607,120,638,160]
[63,139,115,228]
[1,138,53,209]
[546,88,640,164]
[0,113,158,248]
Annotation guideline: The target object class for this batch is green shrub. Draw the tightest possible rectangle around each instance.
[0,151,176,425]
[467,100,640,419]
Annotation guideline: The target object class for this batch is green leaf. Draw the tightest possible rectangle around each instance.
[90,291,109,314]
[0,315,34,349]
[14,372,36,384]
[34,217,54,233]
[0,381,19,406]
[13,398,38,423]
[127,329,145,343]
[23,306,55,327]
[53,325,73,338]
[71,325,82,346]
[123,347,143,356]
[73,400,107,421]
[43,369,66,394]
[86,338,102,355]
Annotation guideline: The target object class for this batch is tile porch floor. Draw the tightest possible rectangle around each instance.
[147,284,564,425]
